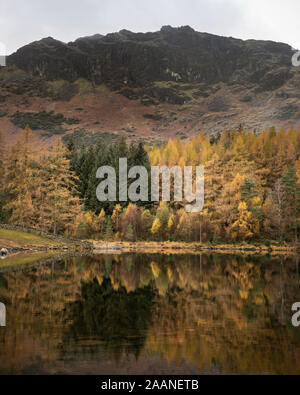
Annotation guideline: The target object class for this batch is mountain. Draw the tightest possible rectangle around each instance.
[1,26,300,146]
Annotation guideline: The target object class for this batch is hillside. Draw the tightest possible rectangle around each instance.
[0,26,300,146]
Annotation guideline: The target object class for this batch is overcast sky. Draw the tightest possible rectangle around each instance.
[0,0,299,55]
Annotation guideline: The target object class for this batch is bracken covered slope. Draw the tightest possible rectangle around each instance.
[1,26,300,146]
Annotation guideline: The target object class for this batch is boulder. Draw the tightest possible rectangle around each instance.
[0,248,9,259]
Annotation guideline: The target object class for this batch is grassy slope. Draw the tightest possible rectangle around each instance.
[0,251,62,269]
[0,228,63,248]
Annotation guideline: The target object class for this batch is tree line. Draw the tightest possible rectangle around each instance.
[0,126,299,244]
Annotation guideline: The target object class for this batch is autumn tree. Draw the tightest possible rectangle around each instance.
[228,202,260,241]
[263,181,285,243]
[281,168,300,243]
[241,179,262,221]
[140,208,154,239]
[155,202,171,240]
[121,203,140,240]
[111,204,123,237]
[151,218,161,239]
[4,126,40,228]
[214,173,245,239]
[105,217,113,240]
[42,140,82,235]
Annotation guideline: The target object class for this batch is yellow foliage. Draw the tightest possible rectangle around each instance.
[151,218,161,235]
[150,261,161,278]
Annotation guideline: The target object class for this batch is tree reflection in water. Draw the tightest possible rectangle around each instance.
[65,277,155,360]
[0,252,299,374]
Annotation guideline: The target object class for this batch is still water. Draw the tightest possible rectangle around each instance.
[0,252,299,375]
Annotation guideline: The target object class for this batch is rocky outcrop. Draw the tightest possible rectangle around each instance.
[2,26,299,138]
[7,26,294,93]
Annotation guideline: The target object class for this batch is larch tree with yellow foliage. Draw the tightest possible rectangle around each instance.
[42,140,82,235]
[4,126,40,228]
[229,202,260,240]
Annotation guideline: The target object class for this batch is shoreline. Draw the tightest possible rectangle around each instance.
[90,240,299,256]
[1,226,298,257]
[0,225,93,254]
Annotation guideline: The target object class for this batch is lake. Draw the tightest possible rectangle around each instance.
[0,252,299,375]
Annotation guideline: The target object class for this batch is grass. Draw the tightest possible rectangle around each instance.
[0,228,63,248]
[75,78,93,94]
[47,79,66,90]
[0,251,62,269]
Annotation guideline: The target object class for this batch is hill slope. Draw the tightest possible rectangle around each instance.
[1,26,300,146]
